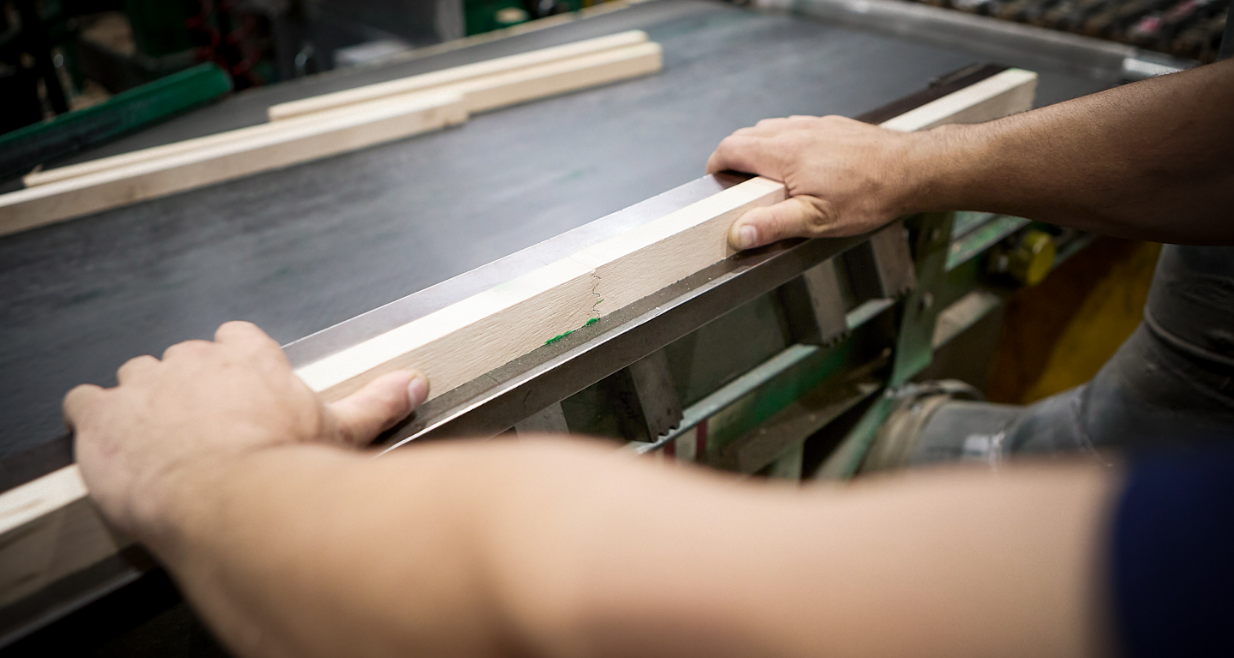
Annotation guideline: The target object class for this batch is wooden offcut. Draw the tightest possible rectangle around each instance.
[448,41,661,113]
[21,32,656,188]
[21,115,314,188]
[0,92,468,237]
[2,39,663,237]
[266,30,650,121]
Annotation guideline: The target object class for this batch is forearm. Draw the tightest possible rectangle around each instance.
[539,457,1121,658]
[146,443,516,658]
[913,59,1234,243]
[147,439,740,658]
[140,437,1121,658]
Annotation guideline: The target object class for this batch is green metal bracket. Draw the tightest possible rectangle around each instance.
[811,212,955,479]
[889,211,954,387]
[0,62,232,183]
[813,390,896,479]
[946,214,1030,271]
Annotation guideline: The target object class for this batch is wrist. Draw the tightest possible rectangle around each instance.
[131,445,361,567]
[121,453,238,562]
[899,123,991,214]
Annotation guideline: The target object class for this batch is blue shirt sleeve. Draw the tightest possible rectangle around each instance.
[1111,447,1234,658]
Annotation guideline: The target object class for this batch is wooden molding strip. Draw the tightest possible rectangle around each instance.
[296,175,787,402]
[0,92,468,238]
[451,41,661,113]
[267,30,650,121]
[21,31,651,188]
[879,68,1037,131]
[19,107,361,189]
[0,465,130,609]
[295,68,1037,404]
[0,67,1036,632]
[1,42,663,238]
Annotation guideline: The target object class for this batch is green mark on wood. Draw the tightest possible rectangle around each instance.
[545,318,600,346]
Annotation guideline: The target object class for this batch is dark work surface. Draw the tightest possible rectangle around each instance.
[0,0,1108,459]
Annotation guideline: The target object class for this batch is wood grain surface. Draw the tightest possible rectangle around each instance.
[0,93,468,237]
[3,42,662,238]
[266,30,650,121]
[20,31,653,188]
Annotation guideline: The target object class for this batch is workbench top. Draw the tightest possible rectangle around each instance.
[0,0,1106,459]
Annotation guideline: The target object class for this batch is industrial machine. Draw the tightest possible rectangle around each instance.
[911,0,1230,62]
[0,0,1207,653]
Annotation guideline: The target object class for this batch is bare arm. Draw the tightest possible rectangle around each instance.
[66,323,1120,658]
[708,59,1234,248]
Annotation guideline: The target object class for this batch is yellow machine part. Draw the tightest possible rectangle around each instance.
[988,238,1162,404]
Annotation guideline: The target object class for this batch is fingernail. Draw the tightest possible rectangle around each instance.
[736,224,758,250]
[408,374,430,407]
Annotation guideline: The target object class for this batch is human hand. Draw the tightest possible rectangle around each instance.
[707,115,938,249]
[64,321,429,542]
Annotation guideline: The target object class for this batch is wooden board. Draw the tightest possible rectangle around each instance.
[0,92,468,238]
[0,67,1037,628]
[267,30,650,121]
[1,43,662,238]
[451,41,661,113]
[0,466,130,609]
[19,106,367,188]
[296,176,785,401]
[879,68,1037,131]
[24,123,288,189]
[21,31,652,188]
[295,68,1036,403]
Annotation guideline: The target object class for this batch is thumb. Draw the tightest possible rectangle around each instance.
[328,371,430,446]
[63,383,106,432]
[728,196,834,250]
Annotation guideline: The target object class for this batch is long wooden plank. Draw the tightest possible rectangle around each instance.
[21,31,650,188]
[0,68,1037,631]
[451,41,661,113]
[267,30,650,121]
[0,92,468,238]
[23,123,283,189]
[879,68,1037,131]
[295,176,786,401]
[20,105,366,189]
[0,466,129,609]
[296,68,1037,403]
[1,43,662,238]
